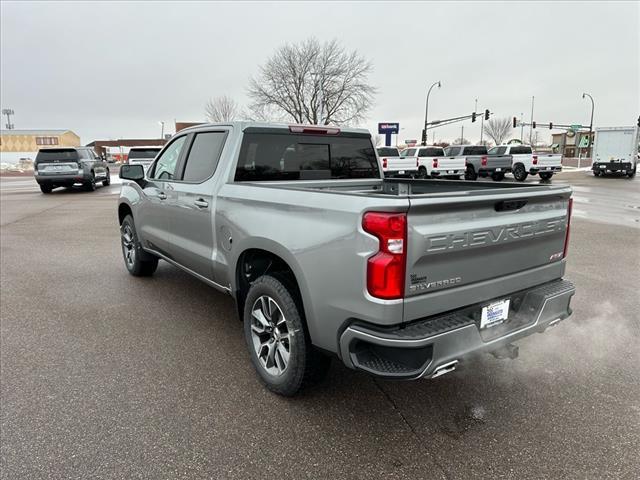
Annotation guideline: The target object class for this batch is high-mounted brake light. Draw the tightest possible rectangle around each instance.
[432,158,438,168]
[563,198,573,258]
[288,125,340,135]
[362,212,407,299]
[481,156,488,166]
[532,155,538,165]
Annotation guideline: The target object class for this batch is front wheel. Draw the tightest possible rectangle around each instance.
[628,167,636,178]
[103,170,111,186]
[513,164,528,182]
[120,214,158,276]
[539,172,553,181]
[244,275,330,396]
[464,165,478,181]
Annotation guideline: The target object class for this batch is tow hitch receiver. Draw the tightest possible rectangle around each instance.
[491,343,519,360]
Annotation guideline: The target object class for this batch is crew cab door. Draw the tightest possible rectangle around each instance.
[139,135,188,255]
[163,129,228,280]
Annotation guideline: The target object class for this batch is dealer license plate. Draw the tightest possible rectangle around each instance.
[496,168,502,172]
[480,299,510,329]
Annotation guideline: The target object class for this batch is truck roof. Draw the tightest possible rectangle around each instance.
[179,121,371,136]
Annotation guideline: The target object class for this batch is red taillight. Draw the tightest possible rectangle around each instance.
[416,158,419,167]
[432,158,438,168]
[288,125,340,135]
[362,212,407,300]
[382,158,388,169]
[532,155,538,165]
[481,156,488,166]
[563,198,573,258]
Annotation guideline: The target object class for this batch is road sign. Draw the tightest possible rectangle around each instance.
[378,123,399,134]
[405,139,418,146]
[570,124,582,131]
[578,135,590,148]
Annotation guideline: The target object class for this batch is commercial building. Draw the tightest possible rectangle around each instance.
[551,130,592,158]
[0,129,81,164]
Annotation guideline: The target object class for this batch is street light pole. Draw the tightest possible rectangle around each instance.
[582,92,595,154]
[529,96,535,145]
[423,80,441,145]
[158,121,165,139]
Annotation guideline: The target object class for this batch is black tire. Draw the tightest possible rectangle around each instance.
[120,214,159,276]
[539,172,553,181]
[464,165,478,181]
[628,167,636,178]
[513,163,528,182]
[417,166,428,179]
[593,170,601,177]
[84,173,96,191]
[39,184,53,194]
[491,172,505,181]
[244,274,330,396]
[103,170,111,186]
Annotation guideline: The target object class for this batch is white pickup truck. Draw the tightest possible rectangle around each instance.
[376,146,418,177]
[488,144,562,181]
[400,146,466,179]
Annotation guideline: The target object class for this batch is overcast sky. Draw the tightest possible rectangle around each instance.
[1,1,638,145]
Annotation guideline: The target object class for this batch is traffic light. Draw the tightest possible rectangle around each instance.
[513,117,517,128]
[484,109,490,121]
[471,112,476,123]
[549,122,553,129]
[421,128,427,145]
[637,115,640,127]
[532,121,537,129]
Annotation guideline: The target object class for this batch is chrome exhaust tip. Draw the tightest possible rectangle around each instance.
[430,360,458,378]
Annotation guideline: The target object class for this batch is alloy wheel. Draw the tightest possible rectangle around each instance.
[250,295,291,376]
[121,224,136,268]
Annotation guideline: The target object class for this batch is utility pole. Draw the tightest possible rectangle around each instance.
[529,96,535,145]
[461,124,464,144]
[582,92,595,156]
[2,108,15,129]
[520,113,524,141]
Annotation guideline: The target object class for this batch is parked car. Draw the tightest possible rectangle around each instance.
[400,145,465,179]
[488,144,562,181]
[127,146,162,171]
[376,146,418,177]
[445,145,512,181]
[118,122,575,396]
[34,147,110,193]
[591,126,639,178]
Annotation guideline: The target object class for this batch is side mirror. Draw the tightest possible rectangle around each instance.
[119,164,145,182]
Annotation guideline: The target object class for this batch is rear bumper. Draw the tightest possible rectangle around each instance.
[478,166,512,174]
[531,166,562,174]
[35,172,89,184]
[383,169,418,177]
[430,168,465,177]
[592,162,633,173]
[339,279,575,379]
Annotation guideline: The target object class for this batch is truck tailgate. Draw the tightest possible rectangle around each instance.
[437,156,465,170]
[404,189,571,321]
[536,154,562,167]
[487,156,513,169]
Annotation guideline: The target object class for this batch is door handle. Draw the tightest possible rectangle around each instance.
[194,199,209,209]
[157,192,167,200]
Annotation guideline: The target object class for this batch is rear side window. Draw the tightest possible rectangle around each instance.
[35,149,78,162]
[446,147,461,156]
[129,148,161,159]
[510,146,532,155]
[377,147,399,157]
[489,146,507,155]
[403,148,417,157]
[182,131,228,182]
[418,148,444,157]
[462,146,488,155]
[235,133,379,181]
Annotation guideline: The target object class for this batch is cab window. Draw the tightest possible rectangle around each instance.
[150,136,187,180]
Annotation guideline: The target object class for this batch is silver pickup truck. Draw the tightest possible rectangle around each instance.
[445,144,513,181]
[118,122,575,396]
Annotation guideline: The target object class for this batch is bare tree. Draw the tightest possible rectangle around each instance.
[247,38,376,125]
[453,137,470,145]
[205,95,238,122]
[372,134,383,147]
[483,117,513,145]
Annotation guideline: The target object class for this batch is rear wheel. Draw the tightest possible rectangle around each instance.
[39,184,53,194]
[593,170,601,177]
[102,170,111,186]
[539,172,553,181]
[513,163,528,182]
[491,172,505,181]
[244,274,330,396]
[417,166,428,179]
[464,165,478,181]
[120,214,158,276]
[84,173,96,191]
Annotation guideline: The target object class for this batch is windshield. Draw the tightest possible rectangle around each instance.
[35,149,78,162]
[235,132,379,181]
[418,148,444,157]
[129,148,161,160]
[462,146,488,155]
[377,147,399,157]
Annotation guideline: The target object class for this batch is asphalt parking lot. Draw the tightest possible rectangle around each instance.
[1,170,639,479]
